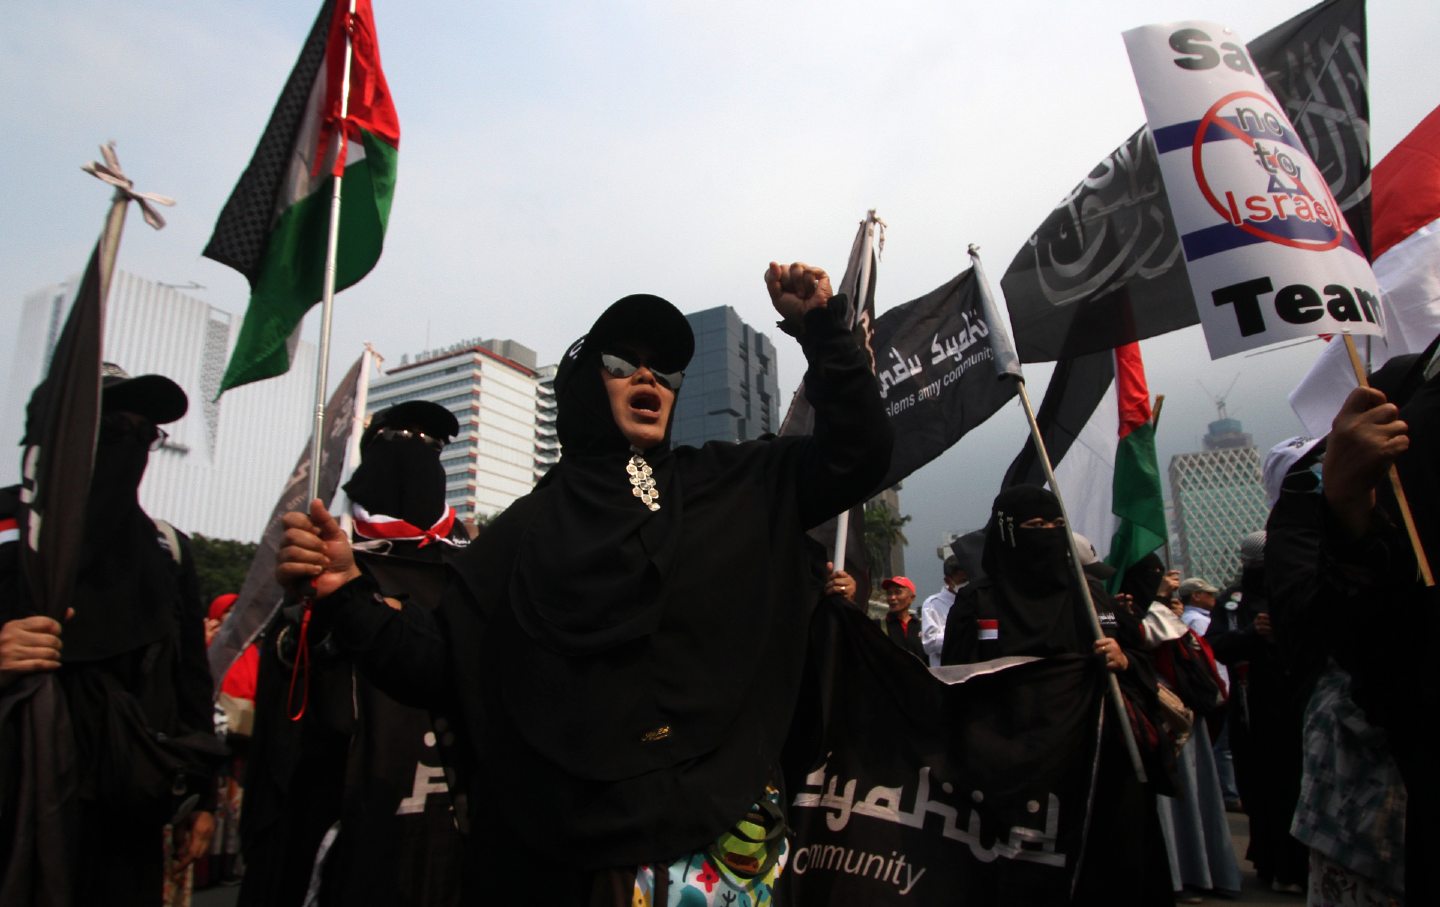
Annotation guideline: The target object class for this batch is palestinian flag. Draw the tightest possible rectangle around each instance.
[1290,102,1440,435]
[205,0,399,393]
[1003,342,1167,589]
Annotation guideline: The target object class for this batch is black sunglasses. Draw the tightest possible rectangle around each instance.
[375,427,447,451]
[599,353,684,391]
[99,412,168,451]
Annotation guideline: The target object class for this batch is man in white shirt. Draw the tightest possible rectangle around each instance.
[1179,576,1228,690]
[919,555,968,667]
[1178,576,1220,634]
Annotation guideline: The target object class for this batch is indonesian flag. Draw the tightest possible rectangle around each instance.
[1290,103,1440,434]
[204,0,399,393]
[1004,343,1167,587]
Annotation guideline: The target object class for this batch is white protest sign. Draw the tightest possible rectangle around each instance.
[1123,22,1382,359]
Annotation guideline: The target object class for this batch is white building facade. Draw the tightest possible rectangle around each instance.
[2,272,316,542]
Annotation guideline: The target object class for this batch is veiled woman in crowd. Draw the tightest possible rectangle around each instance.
[942,486,1175,905]
[276,262,890,905]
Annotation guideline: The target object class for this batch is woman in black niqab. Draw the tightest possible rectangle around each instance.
[286,265,893,903]
[942,485,1088,663]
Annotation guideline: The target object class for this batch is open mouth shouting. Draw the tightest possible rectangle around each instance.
[602,363,676,450]
[629,388,663,421]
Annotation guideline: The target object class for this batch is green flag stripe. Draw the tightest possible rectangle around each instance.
[219,129,397,393]
[1105,422,1167,591]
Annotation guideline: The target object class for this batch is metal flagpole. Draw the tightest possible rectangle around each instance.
[831,211,878,569]
[307,0,360,505]
[970,249,1148,783]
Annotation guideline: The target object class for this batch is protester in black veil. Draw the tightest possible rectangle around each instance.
[0,365,218,906]
[941,487,1175,905]
[940,485,1091,664]
[241,400,468,907]
[275,262,890,905]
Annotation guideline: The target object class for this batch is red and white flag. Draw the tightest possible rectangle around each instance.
[1291,104,1440,434]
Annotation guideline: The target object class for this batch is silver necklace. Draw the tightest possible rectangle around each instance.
[626,449,660,512]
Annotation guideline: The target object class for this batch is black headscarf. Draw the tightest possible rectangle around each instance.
[979,485,1084,657]
[343,433,449,529]
[433,293,883,869]
[1119,552,1167,608]
[63,413,178,662]
[505,296,692,654]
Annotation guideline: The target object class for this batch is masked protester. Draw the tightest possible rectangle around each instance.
[240,400,469,907]
[0,364,220,907]
[275,262,890,905]
[940,485,1091,664]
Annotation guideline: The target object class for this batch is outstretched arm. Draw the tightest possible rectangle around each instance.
[764,261,892,528]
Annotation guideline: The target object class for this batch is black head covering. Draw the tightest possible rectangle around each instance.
[551,293,694,457]
[978,485,1083,657]
[509,295,694,653]
[343,400,456,528]
[1119,552,1167,605]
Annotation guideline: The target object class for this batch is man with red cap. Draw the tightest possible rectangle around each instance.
[882,576,926,661]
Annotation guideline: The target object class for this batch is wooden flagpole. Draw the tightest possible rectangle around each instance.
[971,249,1148,783]
[1341,334,1434,586]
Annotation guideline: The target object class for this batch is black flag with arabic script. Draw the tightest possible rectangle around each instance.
[1001,0,1368,363]
[783,601,1104,905]
[206,353,365,689]
[867,267,1020,494]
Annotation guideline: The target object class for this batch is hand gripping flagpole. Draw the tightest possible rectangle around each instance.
[1341,334,1435,586]
[970,245,1148,784]
[307,0,360,506]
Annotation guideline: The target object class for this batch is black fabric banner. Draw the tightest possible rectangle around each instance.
[785,602,1104,905]
[1001,0,1369,363]
[0,239,104,906]
[867,269,1018,494]
[1000,348,1116,490]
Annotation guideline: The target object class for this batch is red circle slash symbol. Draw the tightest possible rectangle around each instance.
[1192,90,1343,252]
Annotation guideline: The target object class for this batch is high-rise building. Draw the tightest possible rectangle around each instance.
[368,338,540,522]
[670,306,779,448]
[534,363,558,482]
[1168,414,1269,586]
[2,272,316,541]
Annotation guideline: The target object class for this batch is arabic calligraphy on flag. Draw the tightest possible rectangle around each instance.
[865,268,1019,493]
[785,603,1103,905]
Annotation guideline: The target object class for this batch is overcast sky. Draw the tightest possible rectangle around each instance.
[3,0,1436,591]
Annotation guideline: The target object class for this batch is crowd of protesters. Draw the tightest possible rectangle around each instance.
[1,268,1428,907]
[862,347,1435,906]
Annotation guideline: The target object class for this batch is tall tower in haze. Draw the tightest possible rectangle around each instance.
[669,305,779,448]
[1168,406,1269,585]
